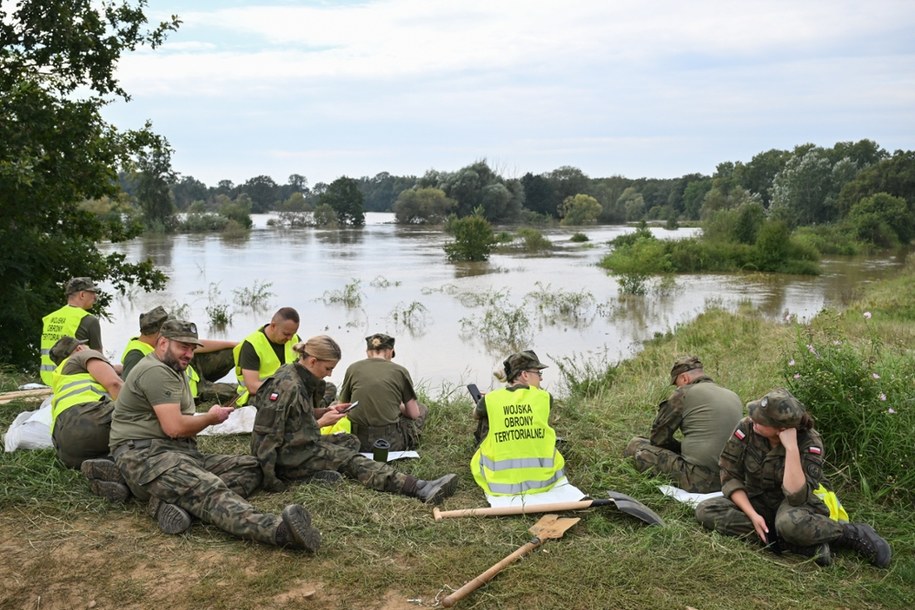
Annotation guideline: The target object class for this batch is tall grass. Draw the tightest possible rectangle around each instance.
[784,311,915,504]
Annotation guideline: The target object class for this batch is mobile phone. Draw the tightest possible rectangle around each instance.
[342,401,359,413]
[466,384,482,403]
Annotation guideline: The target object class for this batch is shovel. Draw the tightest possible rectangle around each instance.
[433,490,664,526]
[441,514,580,608]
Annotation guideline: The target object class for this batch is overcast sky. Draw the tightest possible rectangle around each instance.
[102,0,915,188]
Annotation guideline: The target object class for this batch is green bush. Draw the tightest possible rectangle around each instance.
[443,211,495,262]
[784,315,915,505]
[515,227,553,252]
[569,232,589,243]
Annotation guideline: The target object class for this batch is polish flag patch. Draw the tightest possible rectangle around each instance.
[734,429,746,440]
[808,446,822,454]
[269,392,279,401]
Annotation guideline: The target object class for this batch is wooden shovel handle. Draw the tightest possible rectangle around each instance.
[442,538,542,607]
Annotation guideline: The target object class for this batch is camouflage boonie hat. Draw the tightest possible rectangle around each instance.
[365,333,395,351]
[49,336,87,365]
[65,277,100,296]
[503,350,548,380]
[159,320,204,347]
[139,306,169,335]
[748,388,806,429]
[670,355,703,384]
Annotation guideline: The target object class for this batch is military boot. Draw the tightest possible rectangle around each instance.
[782,541,833,567]
[413,474,458,504]
[148,496,192,535]
[835,523,891,568]
[274,505,321,552]
[81,458,130,503]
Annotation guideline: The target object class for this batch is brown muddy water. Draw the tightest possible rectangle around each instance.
[98,213,907,397]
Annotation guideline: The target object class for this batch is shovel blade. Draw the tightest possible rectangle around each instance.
[528,514,580,540]
[606,491,665,526]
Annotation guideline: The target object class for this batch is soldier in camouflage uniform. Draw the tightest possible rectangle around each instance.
[108,320,321,551]
[695,388,891,567]
[251,335,458,503]
[624,356,743,492]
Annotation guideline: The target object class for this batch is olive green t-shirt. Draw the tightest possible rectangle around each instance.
[109,353,195,450]
[339,358,417,426]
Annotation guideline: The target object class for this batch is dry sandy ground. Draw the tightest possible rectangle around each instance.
[0,508,428,610]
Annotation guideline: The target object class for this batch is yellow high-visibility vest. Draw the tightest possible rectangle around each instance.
[50,359,110,433]
[471,386,565,496]
[40,305,89,385]
[232,328,300,405]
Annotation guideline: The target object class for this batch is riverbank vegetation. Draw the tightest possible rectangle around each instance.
[2,257,913,609]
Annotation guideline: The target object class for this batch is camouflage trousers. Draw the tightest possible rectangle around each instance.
[190,349,235,382]
[351,403,428,452]
[116,442,279,545]
[695,495,844,547]
[277,433,408,494]
[52,399,114,469]
[624,436,721,493]
[191,349,238,404]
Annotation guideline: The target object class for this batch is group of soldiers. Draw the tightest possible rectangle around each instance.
[38,277,891,566]
[40,278,453,551]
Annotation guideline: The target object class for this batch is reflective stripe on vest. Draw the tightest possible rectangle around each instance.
[123,338,199,397]
[470,386,565,496]
[50,362,109,433]
[40,305,89,385]
[232,328,300,405]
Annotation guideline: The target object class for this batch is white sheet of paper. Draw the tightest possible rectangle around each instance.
[658,484,723,507]
[485,479,586,508]
[359,451,419,462]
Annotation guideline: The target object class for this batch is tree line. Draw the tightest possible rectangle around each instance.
[2,1,913,369]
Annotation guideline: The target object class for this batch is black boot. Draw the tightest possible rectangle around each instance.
[781,541,833,567]
[412,474,458,504]
[835,523,891,568]
[81,458,130,503]
[275,505,321,552]
[148,496,192,535]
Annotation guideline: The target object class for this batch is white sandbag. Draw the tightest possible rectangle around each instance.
[3,398,53,452]
[196,405,257,436]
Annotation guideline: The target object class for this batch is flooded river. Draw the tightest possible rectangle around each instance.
[98,213,907,396]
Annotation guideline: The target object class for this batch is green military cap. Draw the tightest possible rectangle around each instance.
[365,333,395,351]
[65,277,100,296]
[49,336,87,365]
[159,320,204,347]
[670,355,703,384]
[503,350,548,380]
[748,388,806,429]
[139,306,169,335]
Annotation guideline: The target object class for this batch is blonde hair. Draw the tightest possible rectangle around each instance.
[293,335,341,362]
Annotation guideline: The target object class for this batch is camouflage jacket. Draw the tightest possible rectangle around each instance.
[719,416,825,512]
[250,362,327,490]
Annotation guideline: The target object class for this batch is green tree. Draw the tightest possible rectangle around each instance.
[0,0,175,368]
[617,187,645,221]
[240,175,279,213]
[393,187,455,224]
[320,176,365,226]
[848,193,913,247]
[312,204,338,227]
[443,209,495,261]
[559,194,602,226]
[133,130,177,231]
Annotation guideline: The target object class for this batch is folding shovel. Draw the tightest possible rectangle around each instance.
[441,514,580,608]
[433,490,664,526]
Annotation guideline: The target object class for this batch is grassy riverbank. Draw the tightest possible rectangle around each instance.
[2,262,914,609]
